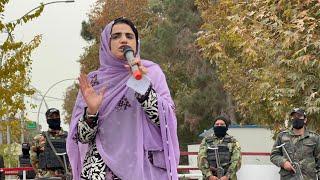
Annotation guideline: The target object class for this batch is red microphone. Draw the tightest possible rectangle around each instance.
[123,45,142,80]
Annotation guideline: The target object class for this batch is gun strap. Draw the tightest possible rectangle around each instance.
[44,131,68,173]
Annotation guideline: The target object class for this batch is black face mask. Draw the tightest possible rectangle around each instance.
[292,118,305,129]
[47,118,61,130]
[213,126,228,138]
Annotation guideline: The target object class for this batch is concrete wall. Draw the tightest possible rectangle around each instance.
[228,127,274,165]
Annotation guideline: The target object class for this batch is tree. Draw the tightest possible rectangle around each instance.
[142,0,232,147]
[195,0,320,130]
[0,0,43,141]
[63,83,79,123]
[0,1,43,117]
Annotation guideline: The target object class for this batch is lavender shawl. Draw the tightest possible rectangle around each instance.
[66,20,180,180]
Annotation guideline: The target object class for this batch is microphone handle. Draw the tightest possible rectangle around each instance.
[126,52,142,80]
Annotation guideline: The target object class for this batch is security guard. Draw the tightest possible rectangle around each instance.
[270,108,320,179]
[30,108,70,179]
[198,116,241,180]
[18,142,36,179]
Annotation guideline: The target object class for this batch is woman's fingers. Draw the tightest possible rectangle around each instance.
[139,66,148,74]
[79,74,86,88]
[135,59,147,74]
[79,73,93,98]
[78,76,85,94]
[129,58,148,74]
[124,65,130,71]
[80,73,90,89]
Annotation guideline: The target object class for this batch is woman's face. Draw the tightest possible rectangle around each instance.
[110,23,137,60]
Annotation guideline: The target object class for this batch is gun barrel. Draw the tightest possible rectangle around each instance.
[276,143,286,149]
[293,162,304,180]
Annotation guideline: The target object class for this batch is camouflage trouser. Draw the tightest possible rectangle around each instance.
[36,175,72,180]
[280,172,316,180]
[37,177,63,180]
[35,169,71,180]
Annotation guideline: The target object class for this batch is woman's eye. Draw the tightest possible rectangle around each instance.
[111,34,120,39]
[126,34,134,39]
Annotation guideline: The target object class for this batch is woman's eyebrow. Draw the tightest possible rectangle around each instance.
[111,31,134,34]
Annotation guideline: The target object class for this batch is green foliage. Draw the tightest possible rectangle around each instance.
[142,0,230,146]
[0,143,19,167]
[79,43,100,74]
[195,0,320,130]
[0,0,43,117]
[80,21,94,41]
[63,83,79,124]
[0,0,43,145]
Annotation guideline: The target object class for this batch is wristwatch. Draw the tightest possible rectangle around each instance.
[85,107,98,118]
[86,110,98,118]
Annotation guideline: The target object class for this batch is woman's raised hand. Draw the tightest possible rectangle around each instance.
[78,73,106,114]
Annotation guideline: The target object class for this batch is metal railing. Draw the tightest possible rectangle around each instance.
[0,167,33,180]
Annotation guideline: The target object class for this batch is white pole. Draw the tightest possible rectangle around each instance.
[6,124,11,168]
[20,111,25,143]
[36,78,75,131]
[23,170,26,180]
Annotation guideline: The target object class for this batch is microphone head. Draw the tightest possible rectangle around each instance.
[133,70,142,80]
[123,45,133,55]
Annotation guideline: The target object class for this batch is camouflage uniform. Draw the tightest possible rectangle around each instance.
[198,134,242,180]
[270,128,320,180]
[30,128,68,179]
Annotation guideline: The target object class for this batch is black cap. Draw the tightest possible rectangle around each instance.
[290,108,306,117]
[213,115,231,127]
[45,108,60,118]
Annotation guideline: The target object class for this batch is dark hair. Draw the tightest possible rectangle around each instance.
[112,17,139,46]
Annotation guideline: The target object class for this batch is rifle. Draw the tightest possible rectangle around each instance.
[208,146,224,179]
[276,143,304,180]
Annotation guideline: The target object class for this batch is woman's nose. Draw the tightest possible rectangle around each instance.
[119,35,128,43]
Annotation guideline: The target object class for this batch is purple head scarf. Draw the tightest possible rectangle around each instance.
[67,19,180,180]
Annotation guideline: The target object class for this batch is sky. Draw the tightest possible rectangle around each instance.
[4,0,96,131]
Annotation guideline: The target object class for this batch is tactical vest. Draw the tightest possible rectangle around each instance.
[39,132,69,170]
[18,155,36,179]
[19,155,31,166]
[206,137,232,175]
